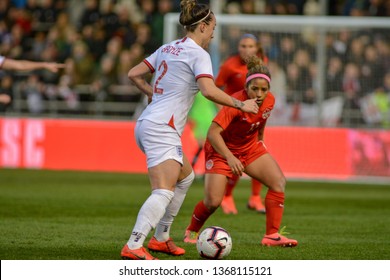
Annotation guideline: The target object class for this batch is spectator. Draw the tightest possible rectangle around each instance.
[266,60,288,125]
[111,48,143,103]
[340,62,365,126]
[332,29,352,60]
[40,12,73,65]
[38,0,57,24]
[116,49,133,86]
[259,32,278,60]
[361,44,386,93]
[241,0,256,14]
[277,35,296,69]
[22,73,45,114]
[30,31,47,61]
[0,0,10,20]
[79,0,100,29]
[7,24,26,59]
[137,0,155,26]
[373,35,390,71]
[134,23,159,56]
[292,48,313,103]
[115,5,136,47]
[100,0,120,39]
[70,40,95,85]
[91,54,117,102]
[12,7,32,36]
[82,24,106,61]
[57,69,79,111]
[326,56,344,98]
[150,0,174,46]
[101,36,123,64]
[347,36,366,65]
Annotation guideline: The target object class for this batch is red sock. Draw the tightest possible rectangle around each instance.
[187,200,213,232]
[265,190,285,235]
[225,174,239,196]
[251,179,262,196]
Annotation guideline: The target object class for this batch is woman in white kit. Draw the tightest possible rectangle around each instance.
[121,0,259,260]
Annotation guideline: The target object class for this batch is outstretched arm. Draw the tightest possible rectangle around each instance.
[197,77,258,114]
[1,58,65,73]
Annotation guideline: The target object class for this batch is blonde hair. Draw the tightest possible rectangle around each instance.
[179,0,213,32]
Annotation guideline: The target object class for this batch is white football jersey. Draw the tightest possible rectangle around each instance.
[138,37,214,136]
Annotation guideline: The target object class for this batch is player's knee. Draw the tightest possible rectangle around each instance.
[204,198,220,213]
[177,170,195,190]
[186,170,195,185]
[270,175,286,193]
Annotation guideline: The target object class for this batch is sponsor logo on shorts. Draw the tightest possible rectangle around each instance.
[262,108,272,119]
[176,146,183,157]
[206,159,214,170]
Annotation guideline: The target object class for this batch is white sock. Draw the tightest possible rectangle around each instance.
[154,171,194,241]
[127,189,174,249]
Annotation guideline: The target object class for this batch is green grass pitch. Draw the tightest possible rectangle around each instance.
[1,168,389,260]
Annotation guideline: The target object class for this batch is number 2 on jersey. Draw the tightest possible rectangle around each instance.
[154,60,168,94]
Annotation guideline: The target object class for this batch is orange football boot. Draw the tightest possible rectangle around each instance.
[247,195,266,213]
[121,244,158,260]
[261,233,298,247]
[147,236,185,256]
[221,196,238,214]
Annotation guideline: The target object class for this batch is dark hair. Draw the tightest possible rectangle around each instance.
[246,56,271,85]
[179,0,213,32]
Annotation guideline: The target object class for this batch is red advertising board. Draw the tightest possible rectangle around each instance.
[1,117,389,181]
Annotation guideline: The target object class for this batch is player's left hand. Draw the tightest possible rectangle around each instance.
[226,154,244,176]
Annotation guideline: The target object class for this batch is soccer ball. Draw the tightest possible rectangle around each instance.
[196,226,232,259]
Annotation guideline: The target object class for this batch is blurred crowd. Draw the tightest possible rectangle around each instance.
[0,0,389,126]
[222,28,390,128]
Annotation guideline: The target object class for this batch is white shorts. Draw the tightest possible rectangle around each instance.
[135,119,183,168]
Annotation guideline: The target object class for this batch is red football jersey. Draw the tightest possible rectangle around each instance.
[215,54,269,95]
[215,55,247,95]
[205,89,275,155]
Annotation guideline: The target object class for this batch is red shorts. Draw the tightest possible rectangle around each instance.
[204,141,268,179]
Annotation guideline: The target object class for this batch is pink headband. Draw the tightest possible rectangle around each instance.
[246,73,271,84]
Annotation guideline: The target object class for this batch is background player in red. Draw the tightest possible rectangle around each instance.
[215,34,268,214]
[184,56,298,247]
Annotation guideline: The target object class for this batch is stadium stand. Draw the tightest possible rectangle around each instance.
[0,0,389,125]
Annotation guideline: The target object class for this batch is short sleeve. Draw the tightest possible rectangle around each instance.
[143,48,160,73]
[191,49,214,80]
[213,106,239,130]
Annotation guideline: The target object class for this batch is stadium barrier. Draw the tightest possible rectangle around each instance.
[0,117,389,183]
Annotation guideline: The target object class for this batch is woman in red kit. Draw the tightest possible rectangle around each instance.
[215,34,268,215]
[184,56,298,247]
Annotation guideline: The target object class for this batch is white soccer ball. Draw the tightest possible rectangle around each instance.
[196,226,232,259]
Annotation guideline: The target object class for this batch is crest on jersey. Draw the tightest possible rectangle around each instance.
[176,146,183,158]
[262,108,272,119]
[206,159,214,170]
